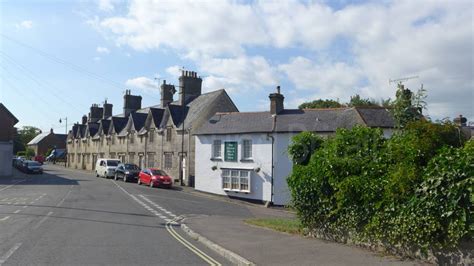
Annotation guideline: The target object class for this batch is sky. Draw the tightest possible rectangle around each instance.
[0,0,472,133]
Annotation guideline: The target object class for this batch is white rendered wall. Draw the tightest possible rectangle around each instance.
[0,142,13,177]
[195,134,275,203]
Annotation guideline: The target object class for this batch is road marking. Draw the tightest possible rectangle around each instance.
[55,187,73,207]
[112,181,221,265]
[32,211,53,229]
[166,217,221,266]
[0,216,10,221]
[13,210,21,214]
[0,180,26,192]
[0,243,22,265]
[22,206,27,209]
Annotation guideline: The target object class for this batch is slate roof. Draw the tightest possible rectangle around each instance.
[109,117,128,134]
[149,108,165,128]
[86,123,99,137]
[27,132,68,145]
[130,112,148,131]
[194,107,395,135]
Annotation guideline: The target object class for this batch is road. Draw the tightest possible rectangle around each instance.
[0,164,251,265]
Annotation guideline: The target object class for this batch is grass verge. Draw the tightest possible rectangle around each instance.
[244,218,302,235]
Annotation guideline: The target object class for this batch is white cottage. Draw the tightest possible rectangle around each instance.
[194,88,395,205]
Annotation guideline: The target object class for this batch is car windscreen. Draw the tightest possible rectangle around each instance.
[150,170,167,176]
[28,162,41,166]
[107,160,119,166]
[125,164,139,170]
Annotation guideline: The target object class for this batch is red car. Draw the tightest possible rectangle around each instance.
[138,168,173,188]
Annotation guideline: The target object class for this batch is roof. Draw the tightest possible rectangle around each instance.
[194,107,395,135]
[130,112,148,131]
[149,108,165,127]
[27,132,68,145]
[0,103,19,125]
[109,117,128,134]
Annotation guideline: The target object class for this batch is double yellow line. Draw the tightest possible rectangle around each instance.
[166,217,221,266]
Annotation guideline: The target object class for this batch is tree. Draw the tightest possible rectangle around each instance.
[298,99,343,109]
[391,83,425,128]
[347,94,379,107]
[17,126,42,151]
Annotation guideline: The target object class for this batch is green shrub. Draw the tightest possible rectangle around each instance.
[287,122,472,254]
[288,132,324,165]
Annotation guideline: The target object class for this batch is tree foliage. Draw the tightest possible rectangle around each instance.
[287,121,472,254]
[347,94,378,107]
[16,126,41,152]
[392,83,425,128]
[298,99,343,109]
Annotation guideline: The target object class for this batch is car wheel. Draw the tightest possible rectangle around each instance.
[137,179,141,185]
[149,181,153,188]
[114,173,118,180]
[123,175,127,182]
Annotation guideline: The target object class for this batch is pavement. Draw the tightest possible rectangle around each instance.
[0,165,425,265]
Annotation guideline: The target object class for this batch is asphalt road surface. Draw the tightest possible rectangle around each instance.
[0,165,248,266]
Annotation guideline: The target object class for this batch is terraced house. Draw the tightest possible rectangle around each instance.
[66,71,238,186]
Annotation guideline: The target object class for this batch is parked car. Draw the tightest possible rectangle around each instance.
[114,163,140,182]
[34,155,45,164]
[22,160,43,174]
[95,159,121,178]
[137,168,173,188]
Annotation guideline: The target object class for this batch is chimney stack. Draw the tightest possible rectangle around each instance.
[82,115,88,125]
[454,114,467,127]
[50,128,54,134]
[269,86,284,115]
[161,80,176,107]
[123,90,142,117]
[103,100,113,119]
[89,103,103,123]
[179,70,202,106]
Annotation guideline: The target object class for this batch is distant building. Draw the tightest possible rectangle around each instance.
[67,70,238,186]
[27,128,67,157]
[194,87,395,205]
[0,103,19,176]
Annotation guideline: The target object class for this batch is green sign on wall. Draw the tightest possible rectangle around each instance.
[224,142,238,162]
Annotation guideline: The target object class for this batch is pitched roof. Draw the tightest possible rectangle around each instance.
[27,132,68,145]
[149,108,165,128]
[109,117,128,134]
[194,107,394,135]
[130,112,148,131]
[0,103,19,125]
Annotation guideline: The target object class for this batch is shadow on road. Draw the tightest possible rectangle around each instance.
[0,168,80,186]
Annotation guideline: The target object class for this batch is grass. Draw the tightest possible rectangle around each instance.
[244,217,302,235]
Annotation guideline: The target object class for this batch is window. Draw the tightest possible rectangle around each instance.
[222,169,250,192]
[222,170,231,189]
[164,153,172,169]
[147,153,155,167]
[149,130,154,143]
[242,139,252,160]
[130,132,134,144]
[212,140,222,159]
[166,128,172,142]
[112,135,115,144]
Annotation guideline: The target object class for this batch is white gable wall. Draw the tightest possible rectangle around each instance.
[195,132,302,206]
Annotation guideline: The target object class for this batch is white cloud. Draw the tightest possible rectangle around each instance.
[94,0,473,120]
[96,46,110,54]
[98,0,115,12]
[16,20,33,29]
[125,76,159,92]
[93,56,101,62]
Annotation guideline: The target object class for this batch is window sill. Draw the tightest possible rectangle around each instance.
[223,188,250,194]
[210,158,222,161]
[240,158,253,163]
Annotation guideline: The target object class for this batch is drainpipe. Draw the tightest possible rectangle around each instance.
[266,114,277,206]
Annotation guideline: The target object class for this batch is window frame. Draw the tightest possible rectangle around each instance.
[212,139,222,159]
[221,169,251,193]
[241,139,253,161]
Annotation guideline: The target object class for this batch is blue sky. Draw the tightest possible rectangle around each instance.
[1,0,472,133]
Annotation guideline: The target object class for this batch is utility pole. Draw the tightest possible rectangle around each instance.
[180,81,186,186]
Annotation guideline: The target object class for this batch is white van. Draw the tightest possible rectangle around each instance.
[95,158,121,178]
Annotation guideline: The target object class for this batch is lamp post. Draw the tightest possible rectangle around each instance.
[59,117,68,134]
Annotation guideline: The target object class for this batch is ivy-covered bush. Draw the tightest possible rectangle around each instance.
[287,121,472,255]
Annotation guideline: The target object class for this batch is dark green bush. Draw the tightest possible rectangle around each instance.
[288,132,324,165]
[288,121,472,253]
